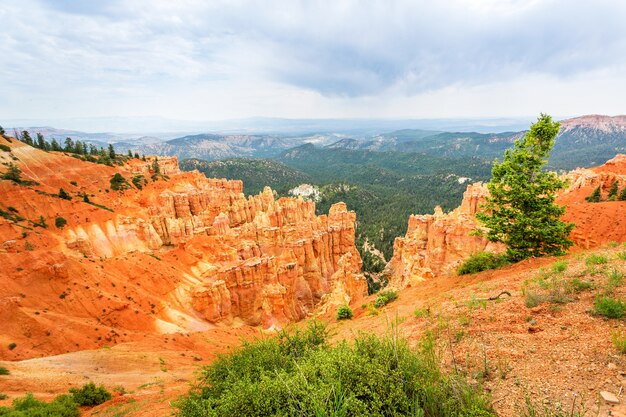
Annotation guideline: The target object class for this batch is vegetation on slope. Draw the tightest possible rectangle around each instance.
[180,158,312,195]
[175,322,496,417]
[477,114,574,262]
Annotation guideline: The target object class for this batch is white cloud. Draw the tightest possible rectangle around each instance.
[0,0,624,123]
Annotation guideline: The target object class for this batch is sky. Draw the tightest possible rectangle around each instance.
[1,0,625,127]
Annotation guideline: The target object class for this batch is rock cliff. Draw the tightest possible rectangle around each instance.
[0,137,366,359]
[386,183,502,288]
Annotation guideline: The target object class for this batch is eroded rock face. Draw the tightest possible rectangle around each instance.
[60,159,366,327]
[386,183,503,289]
[0,138,366,359]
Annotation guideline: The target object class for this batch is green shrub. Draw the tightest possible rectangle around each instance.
[593,297,626,319]
[374,290,398,308]
[0,144,10,152]
[612,330,626,354]
[132,174,147,190]
[524,289,547,308]
[336,305,353,320]
[585,254,608,266]
[69,382,111,406]
[175,324,496,417]
[58,188,72,200]
[0,392,7,400]
[617,251,626,260]
[569,278,595,293]
[55,217,67,228]
[0,393,80,417]
[0,366,9,375]
[109,173,130,191]
[8,343,16,351]
[607,268,624,291]
[457,252,509,275]
[585,185,601,203]
[551,260,568,273]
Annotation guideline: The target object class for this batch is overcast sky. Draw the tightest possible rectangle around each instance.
[1,0,625,124]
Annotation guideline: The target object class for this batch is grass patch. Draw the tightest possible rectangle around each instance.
[616,251,626,261]
[373,290,398,308]
[174,322,496,417]
[457,252,509,275]
[612,330,626,354]
[585,254,608,266]
[593,297,626,319]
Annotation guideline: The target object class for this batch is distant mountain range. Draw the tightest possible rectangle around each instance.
[7,115,625,170]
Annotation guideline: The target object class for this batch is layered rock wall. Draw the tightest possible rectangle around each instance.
[386,183,503,288]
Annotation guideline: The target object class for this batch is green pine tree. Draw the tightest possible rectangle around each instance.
[608,180,619,201]
[619,186,626,202]
[21,131,33,146]
[585,186,601,203]
[0,125,5,136]
[476,113,574,262]
[36,133,46,150]
[108,144,116,160]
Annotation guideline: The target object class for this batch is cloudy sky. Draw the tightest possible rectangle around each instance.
[1,0,625,124]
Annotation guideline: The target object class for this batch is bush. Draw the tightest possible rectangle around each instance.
[0,393,80,417]
[0,144,10,152]
[336,305,353,320]
[8,343,16,351]
[593,297,626,319]
[175,324,496,417]
[457,252,509,275]
[69,382,112,406]
[55,217,67,228]
[551,260,568,273]
[109,173,130,191]
[0,366,9,375]
[58,188,72,200]
[374,290,398,308]
[132,174,147,190]
[585,185,601,203]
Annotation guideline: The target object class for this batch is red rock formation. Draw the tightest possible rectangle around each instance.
[386,183,503,288]
[0,136,366,359]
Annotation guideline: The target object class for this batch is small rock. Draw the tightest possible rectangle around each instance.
[608,363,617,370]
[600,390,619,404]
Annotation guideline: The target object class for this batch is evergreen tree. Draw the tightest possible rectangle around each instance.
[36,133,46,150]
[608,180,619,201]
[108,144,116,160]
[585,186,601,203]
[50,138,61,151]
[134,152,139,159]
[0,125,5,136]
[619,186,626,202]
[82,193,90,203]
[58,188,72,200]
[1,163,22,183]
[476,113,574,261]
[64,137,74,152]
[151,157,161,179]
[21,130,33,146]
[127,149,133,158]
[74,141,85,155]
